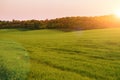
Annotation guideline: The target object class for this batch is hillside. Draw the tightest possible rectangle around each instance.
[0,28,120,80]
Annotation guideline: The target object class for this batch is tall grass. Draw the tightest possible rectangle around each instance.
[0,28,120,80]
[0,40,29,80]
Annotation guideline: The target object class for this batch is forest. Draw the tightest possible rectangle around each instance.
[0,15,120,31]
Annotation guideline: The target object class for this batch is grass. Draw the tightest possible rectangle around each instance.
[0,28,120,80]
[0,40,29,80]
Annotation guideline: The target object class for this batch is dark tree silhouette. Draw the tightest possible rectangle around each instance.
[0,15,120,31]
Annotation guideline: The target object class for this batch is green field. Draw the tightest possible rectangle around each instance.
[0,28,120,80]
[0,40,29,80]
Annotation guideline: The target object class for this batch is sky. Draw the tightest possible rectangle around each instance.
[0,0,120,20]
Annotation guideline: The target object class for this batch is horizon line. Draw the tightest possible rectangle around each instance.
[0,14,114,21]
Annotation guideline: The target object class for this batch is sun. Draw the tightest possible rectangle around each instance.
[114,9,120,18]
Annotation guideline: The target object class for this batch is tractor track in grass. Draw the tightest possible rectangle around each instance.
[0,40,30,80]
[30,57,107,80]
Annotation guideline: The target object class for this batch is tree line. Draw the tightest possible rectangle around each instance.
[0,15,120,31]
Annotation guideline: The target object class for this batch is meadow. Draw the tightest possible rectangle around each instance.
[0,28,120,80]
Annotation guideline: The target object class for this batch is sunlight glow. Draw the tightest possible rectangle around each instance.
[114,9,120,18]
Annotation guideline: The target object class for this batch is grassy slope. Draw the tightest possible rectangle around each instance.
[0,40,29,80]
[0,28,120,80]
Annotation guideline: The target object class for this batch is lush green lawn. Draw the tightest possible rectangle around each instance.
[0,28,120,80]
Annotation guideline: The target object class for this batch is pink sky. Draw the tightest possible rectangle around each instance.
[0,0,120,20]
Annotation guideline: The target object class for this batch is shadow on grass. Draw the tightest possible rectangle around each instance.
[0,65,10,80]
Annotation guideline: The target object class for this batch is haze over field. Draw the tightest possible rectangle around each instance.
[1,0,120,20]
